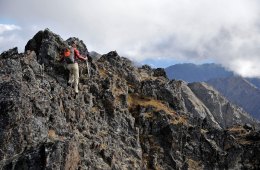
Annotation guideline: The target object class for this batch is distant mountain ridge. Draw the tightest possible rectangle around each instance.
[165,63,260,120]
[165,63,234,82]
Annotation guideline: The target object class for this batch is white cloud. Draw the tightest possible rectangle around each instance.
[0,24,22,52]
[0,24,21,34]
[1,0,260,77]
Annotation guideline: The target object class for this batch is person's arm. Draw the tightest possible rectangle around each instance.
[78,54,87,61]
[74,48,87,61]
[74,48,88,61]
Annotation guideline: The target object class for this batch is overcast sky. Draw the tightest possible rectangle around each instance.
[1,0,260,77]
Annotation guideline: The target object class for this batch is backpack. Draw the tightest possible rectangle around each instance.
[63,46,74,64]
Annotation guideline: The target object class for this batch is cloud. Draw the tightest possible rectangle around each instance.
[0,24,21,34]
[1,0,260,77]
[0,24,22,52]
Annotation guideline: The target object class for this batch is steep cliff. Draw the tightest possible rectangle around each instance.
[0,29,260,170]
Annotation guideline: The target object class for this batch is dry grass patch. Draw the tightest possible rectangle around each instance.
[48,129,57,139]
[128,94,176,115]
[171,116,187,125]
[90,106,99,113]
[98,67,107,78]
[48,129,65,141]
[236,139,253,145]
[139,71,151,81]
[187,159,202,170]
[99,143,108,150]
[227,125,254,145]
[113,86,123,96]
[228,125,247,135]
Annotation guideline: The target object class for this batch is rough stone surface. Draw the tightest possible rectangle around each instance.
[153,68,167,78]
[188,82,259,128]
[0,29,260,169]
[0,47,18,59]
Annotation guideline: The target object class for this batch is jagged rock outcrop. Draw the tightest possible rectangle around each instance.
[89,51,102,61]
[0,29,260,169]
[0,47,18,59]
[188,82,259,128]
[207,76,260,120]
[179,82,221,129]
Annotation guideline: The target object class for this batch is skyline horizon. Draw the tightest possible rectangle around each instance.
[0,27,256,79]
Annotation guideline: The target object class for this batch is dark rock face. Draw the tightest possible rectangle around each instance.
[153,68,167,78]
[0,47,18,59]
[25,29,66,64]
[0,29,260,169]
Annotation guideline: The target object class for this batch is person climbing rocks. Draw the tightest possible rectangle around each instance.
[60,41,87,94]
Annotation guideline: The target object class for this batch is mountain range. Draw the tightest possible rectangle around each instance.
[165,63,260,120]
[0,29,260,169]
[165,63,234,82]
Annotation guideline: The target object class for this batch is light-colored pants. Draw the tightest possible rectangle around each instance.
[67,63,79,93]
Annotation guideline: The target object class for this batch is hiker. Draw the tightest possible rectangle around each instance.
[60,42,87,94]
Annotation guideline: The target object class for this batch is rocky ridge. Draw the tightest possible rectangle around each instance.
[165,63,260,120]
[188,82,258,128]
[207,76,260,120]
[0,29,260,169]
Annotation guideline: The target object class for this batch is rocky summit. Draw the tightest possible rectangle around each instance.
[0,29,260,170]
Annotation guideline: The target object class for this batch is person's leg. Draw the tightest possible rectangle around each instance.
[67,64,74,84]
[72,63,79,93]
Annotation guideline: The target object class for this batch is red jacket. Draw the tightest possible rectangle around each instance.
[74,48,86,61]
